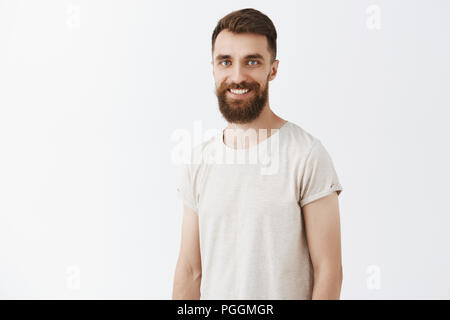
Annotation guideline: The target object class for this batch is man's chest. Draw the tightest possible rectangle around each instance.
[196,163,301,222]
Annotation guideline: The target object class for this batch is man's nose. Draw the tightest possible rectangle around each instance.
[229,63,248,84]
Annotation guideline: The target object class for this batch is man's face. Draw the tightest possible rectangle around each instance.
[212,30,279,124]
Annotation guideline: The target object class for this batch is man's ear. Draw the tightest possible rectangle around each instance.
[268,59,279,81]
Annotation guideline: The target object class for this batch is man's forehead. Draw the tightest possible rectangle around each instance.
[213,30,270,58]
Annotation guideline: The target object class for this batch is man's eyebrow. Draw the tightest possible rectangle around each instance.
[245,54,265,60]
[214,53,265,61]
[215,54,231,61]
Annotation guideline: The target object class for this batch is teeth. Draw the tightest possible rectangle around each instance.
[230,88,249,94]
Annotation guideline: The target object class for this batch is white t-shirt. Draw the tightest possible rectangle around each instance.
[176,120,343,299]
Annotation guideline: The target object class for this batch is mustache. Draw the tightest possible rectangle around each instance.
[222,82,260,91]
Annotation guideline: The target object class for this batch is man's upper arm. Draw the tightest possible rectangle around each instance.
[302,192,342,271]
[177,204,202,277]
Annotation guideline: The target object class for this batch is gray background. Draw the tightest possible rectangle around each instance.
[0,0,449,299]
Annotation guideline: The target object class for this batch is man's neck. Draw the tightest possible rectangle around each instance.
[223,104,286,149]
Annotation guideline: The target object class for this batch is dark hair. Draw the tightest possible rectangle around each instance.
[211,8,277,62]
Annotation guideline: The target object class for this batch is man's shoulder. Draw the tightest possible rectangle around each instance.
[188,133,218,165]
[284,120,320,152]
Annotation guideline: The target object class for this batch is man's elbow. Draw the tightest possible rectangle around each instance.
[172,260,202,300]
[190,267,202,282]
[311,262,343,300]
[314,262,343,285]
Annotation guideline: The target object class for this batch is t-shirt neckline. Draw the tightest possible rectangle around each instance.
[219,120,290,153]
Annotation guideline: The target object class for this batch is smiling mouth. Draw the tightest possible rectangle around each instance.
[227,88,252,97]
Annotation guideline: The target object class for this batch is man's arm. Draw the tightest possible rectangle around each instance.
[302,191,343,300]
[172,204,202,299]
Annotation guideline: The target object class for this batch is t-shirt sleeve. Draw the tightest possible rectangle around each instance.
[176,163,198,213]
[299,139,343,207]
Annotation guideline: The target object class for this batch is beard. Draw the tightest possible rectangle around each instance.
[215,76,269,124]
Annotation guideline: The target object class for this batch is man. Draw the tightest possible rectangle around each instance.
[172,8,344,300]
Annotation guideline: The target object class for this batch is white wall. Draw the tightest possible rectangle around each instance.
[0,0,449,299]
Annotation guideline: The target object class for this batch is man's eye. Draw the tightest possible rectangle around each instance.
[248,60,259,65]
[220,61,231,66]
